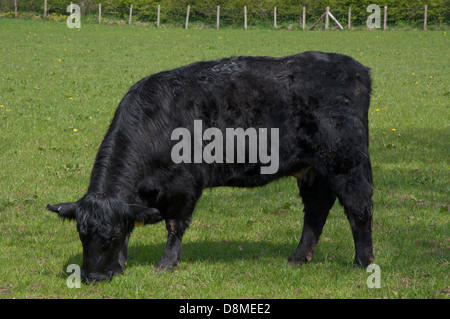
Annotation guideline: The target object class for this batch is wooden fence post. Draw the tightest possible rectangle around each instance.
[98,3,101,24]
[309,11,326,30]
[217,5,220,29]
[424,5,427,30]
[157,4,160,27]
[383,6,387,30]
[44,0,47,18]
[244,6,247,30]
[328,11,343,29]
[185,5,190,29]
[129,4,133,25]
[302,6,306,30]
[325,7,329,30]
[274,7,277,29]
[348,7,351,29]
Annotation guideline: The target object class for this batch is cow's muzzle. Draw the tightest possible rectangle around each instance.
[81,264,124,284]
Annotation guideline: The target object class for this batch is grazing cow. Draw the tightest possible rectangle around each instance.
[47,51,374,283]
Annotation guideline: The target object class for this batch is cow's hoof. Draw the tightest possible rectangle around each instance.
[287,256,310,267]
[152,260,180,273]
[287,260,306,267]
[353,255,374,268]
[151,266,171,274]
[288,250,313,266]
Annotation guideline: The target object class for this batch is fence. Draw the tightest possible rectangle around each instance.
[0,1,448,30]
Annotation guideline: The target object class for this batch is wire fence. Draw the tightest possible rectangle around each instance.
[0,1,449,30]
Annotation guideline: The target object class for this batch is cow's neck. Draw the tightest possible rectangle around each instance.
[86,126,142,203]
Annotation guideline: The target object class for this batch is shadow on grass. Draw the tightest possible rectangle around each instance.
[128,240,299,266]
[61,237,357,280]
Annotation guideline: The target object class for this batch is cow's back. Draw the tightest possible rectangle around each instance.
[102,52,372,190]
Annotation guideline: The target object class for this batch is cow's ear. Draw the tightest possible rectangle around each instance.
[47,202,77,220]
[127,204,164,226]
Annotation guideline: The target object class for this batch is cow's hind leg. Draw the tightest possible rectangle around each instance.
[289,174,336,265]
[334,167,374,267]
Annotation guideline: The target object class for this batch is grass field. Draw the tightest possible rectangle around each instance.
[0,18,448,299]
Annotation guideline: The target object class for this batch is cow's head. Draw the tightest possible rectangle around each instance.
[47,193,164,284]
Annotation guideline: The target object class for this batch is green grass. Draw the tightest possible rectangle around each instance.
[0,18,448,299]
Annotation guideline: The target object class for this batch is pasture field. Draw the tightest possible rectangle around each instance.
[0,18,448,299]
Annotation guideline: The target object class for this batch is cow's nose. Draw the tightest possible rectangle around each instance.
[81,269,114,284]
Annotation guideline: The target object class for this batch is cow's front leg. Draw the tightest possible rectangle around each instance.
[118,234,130,271]
[153,219,186,272]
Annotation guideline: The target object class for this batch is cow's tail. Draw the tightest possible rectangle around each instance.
[352,61,374,223]
[360,66,373,197]
[361,69,374,226]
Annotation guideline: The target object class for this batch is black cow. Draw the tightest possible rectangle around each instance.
[47,51,374,283]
